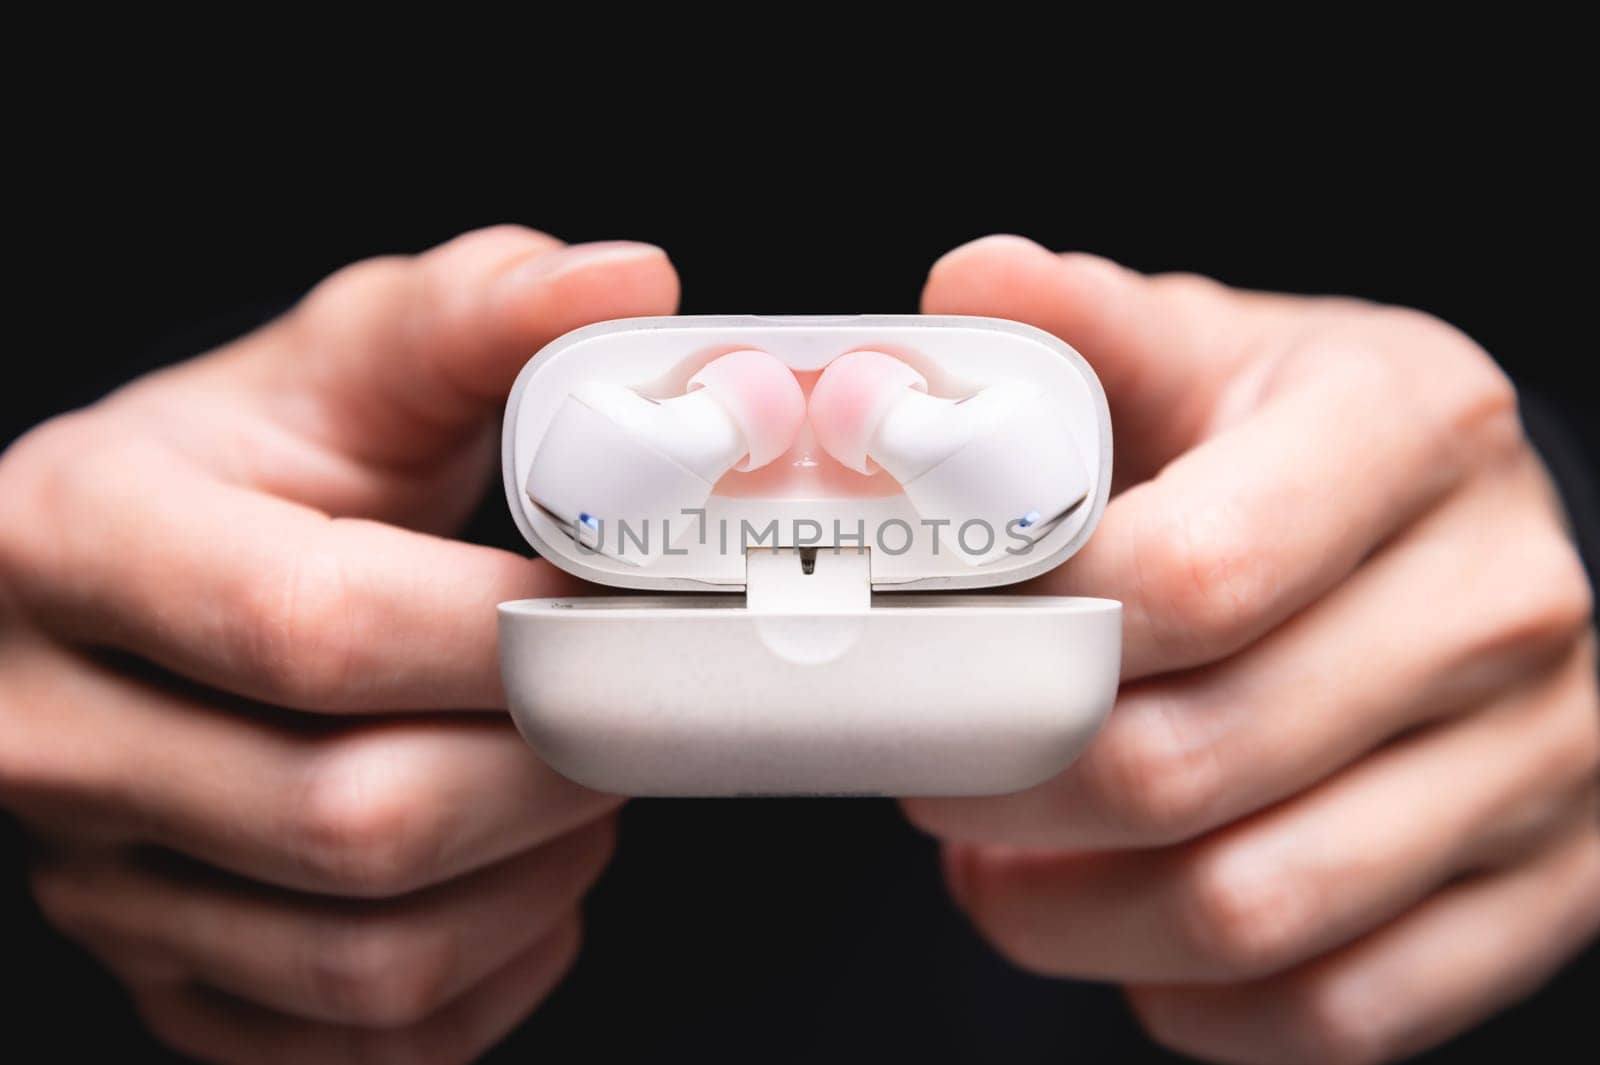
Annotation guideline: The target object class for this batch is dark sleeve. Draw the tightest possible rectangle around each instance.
[1521,391,1600,619]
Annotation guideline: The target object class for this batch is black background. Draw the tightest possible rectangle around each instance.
[6,106,1596,1063]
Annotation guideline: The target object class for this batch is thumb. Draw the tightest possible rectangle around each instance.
[241,225,680,465]
[922,235,1268,481]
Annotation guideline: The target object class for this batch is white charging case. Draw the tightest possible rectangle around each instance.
[498,316,1121,797]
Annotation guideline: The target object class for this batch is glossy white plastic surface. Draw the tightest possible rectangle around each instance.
[499,316,1122,796]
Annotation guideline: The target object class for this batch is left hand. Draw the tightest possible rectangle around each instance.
[903,236,1600,1064]
[0,226,680,1063]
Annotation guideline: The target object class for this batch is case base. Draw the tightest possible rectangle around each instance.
[499,594,1121,797]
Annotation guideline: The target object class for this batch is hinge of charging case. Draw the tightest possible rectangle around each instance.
[745,547,871,613]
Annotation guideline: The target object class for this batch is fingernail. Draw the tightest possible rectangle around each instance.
[501,240,667,290]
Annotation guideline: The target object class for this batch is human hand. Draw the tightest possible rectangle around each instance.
[0,226,679,1062]
[903,236,1600,1064]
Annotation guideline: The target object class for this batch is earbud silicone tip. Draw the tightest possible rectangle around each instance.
[688,349,805,471]
[809,351,929,475]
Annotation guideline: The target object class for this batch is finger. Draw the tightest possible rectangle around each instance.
[3,638,617,897]
[922,234,1304,480]
[31,821,612,1026]
[1027,307,1518,679]
[135,919,581,1065]
[69,231,672,531]
[227,227,679,466]
[1,454,576,710]
[940,648,1600,983]
[905,454,1595,849]
[1129,813,1600,1065]
[922,235,1520,680]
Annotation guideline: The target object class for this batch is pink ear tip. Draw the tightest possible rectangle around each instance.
[689,349,805,470]
[809,351,927,474]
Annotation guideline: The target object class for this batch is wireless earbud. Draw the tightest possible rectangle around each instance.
[808,350,1090,563]
[526,349,805,562]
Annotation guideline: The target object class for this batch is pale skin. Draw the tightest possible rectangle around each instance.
[0,228,1595,1064]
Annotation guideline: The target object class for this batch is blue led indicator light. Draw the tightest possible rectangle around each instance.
[1019,509,1041,529]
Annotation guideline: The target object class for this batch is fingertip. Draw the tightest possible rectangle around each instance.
[922,234,1061,315]
[496,240,680,344]
[923,234,1135,319]
[929,233,1053,275]
[276,230,681,467]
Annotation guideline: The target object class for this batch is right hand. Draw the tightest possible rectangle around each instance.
[0,226,680,1063]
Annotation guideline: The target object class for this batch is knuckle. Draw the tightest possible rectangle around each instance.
[440,222,553,256]
[1123,989,1193,1056]
[1540,540,1596,641]
[1553,659,1600,787]
[1480,536,1596,674]
[1378,307,1522,456]
[345,1036,445,1065]
[0,415,82,595]
[1519,538,1596,650]
[27,863,88,936]
[307,916,454,1027]
[285,257,418,364]
[1443,358,1521,460]
[1,639,117,805]
[0,450,33,589]
[942,857,1055,976]
[1367,304,1482,359]
[0,675,26,799]
[1177,848,1315,977]
[1078,694,1222,842]
[132,991,209,1062]
[547,913,584,972]
[1312,307,1521,472]
[576,817,620,883]
[963,895,1053,975]
[290,742,441,898]
[1281,976,1392,1065]
[298,255,412,321]
[234,524,355,708]
[1149,270,1234,309]
[1139,500,1270,659]
[472,221,541,240]
[1289,335,1403,397]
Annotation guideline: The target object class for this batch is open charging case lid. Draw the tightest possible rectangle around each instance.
[499,316,1121,797]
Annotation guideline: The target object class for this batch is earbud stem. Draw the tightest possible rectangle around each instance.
[571,384,746,483]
